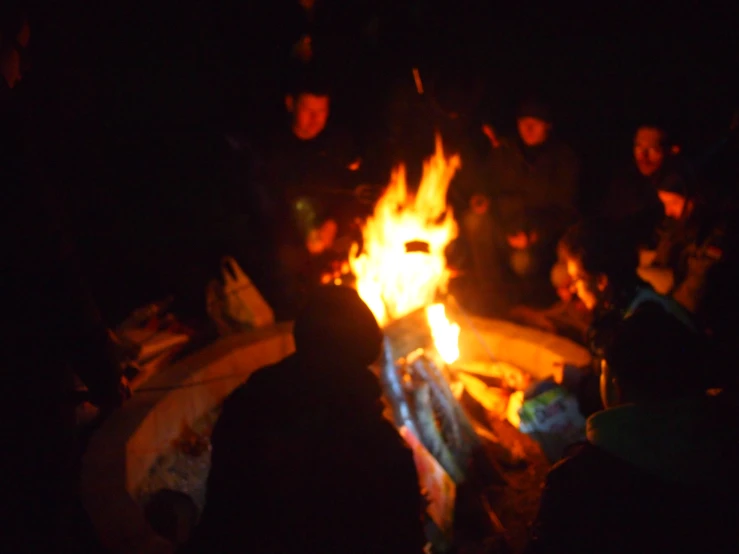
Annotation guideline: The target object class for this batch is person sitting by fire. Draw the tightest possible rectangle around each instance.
[528,123,683,329]
[464,99,580,310]
[645,172,715,302]
[526,306,738,554]
[249,69,375,317]
[598,123,678,247]
[642,122,739,318]
[558,217,697,417]
[184,285,427,554]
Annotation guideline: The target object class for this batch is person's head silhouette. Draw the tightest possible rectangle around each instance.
[293,285,382,368]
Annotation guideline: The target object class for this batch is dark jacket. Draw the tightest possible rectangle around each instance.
[440,116,494,216]
[653,199,730,298]
[186,354,426,554]
[489,136,580,242]
[600,166,665,247]
[526,394,739,554]
[587,283,696,363]
[252,124,361,247]
[578,284,696,417]
[652,197,708,270]
[643,194,739,331]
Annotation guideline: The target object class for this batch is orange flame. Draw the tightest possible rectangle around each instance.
[426,303,460,364]
[350,135,460,327]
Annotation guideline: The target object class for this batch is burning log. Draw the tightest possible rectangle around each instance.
[455,373,509,417]
[380,338,465,481]
[342,133,526,547]
[379,306,511,489]
[451,360,532,394]
[383,306,434,362]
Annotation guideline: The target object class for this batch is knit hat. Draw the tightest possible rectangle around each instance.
[293,285,382,367]
[517,100,552,123]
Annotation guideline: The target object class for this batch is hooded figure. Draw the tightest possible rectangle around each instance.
[185,286,426,554]
[526,306,738,554]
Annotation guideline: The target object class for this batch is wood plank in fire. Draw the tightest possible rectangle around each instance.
[382,307,434,361]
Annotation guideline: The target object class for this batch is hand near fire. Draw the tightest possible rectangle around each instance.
[306,219,338,255]
[482,123,500,149]
[347,158,362,171]
[507,230,539,250]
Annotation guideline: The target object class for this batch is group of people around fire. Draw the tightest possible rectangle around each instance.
[201,66,739,553]
[4,3,739,553]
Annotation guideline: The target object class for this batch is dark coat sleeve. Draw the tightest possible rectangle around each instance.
[599,172,663,248]
[553,145,580,213]
[189,372,280,552]
[532,144,580,241]
[488,141,525,235]
[526,450,600,554]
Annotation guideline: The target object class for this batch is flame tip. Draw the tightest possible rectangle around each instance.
[349,134,461,329]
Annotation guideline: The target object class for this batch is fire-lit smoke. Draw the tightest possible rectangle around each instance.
[349,135,460,327]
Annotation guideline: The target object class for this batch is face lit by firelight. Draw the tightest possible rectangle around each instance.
[517,116,551,147]
[633,127,666,177]
[289,93,330,141]
[566,257,608,311]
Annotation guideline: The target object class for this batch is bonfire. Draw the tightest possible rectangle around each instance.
[349,134,461,332]
[340,132,590,547]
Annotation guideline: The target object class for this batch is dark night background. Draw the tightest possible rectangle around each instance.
[23,1,739,323]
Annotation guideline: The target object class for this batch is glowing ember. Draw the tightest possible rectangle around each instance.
[426,303,460,365]
[349,135,461,327]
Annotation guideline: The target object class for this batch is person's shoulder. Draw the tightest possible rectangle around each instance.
[532,442,610,532]
[262,124,296,151]
[627,287,698,331]
[549,138,579,162]
[547,441,603,481]
[540,442,632,509]
[496,135,519,151]
[609,162,638,183]
[320,125,357,151]
[489,136,521,162]
[323,124,353,141]
[213,356,298,441]
[223,355,297,409]
[245,354,298,389]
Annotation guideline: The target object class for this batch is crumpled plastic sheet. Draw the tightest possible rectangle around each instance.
[137,406,221,512]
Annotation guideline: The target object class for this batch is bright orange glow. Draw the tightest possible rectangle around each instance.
[349,135,460,327]
[426,304,460,364]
